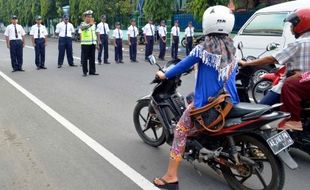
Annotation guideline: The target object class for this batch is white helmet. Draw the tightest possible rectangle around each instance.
[202,5,235,35]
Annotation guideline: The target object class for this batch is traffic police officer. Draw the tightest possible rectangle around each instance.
[185,21,194,55]
[158,20,167,60]
[113,22,123,64]
[4,15,26,72]
[171,20,180,60]
[96,15,110,64]
[79,10,99,76]
[30,15,48,70]
[143,19,155,61]
[55,15,76,68]
[127,19,138,62]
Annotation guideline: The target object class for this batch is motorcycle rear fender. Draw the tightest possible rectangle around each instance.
[247,133,298,170]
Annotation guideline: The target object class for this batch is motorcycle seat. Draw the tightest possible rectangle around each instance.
[228,103,270,118]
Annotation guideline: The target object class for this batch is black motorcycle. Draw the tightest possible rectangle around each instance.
[133,55,297,190]
[181,34,205,48]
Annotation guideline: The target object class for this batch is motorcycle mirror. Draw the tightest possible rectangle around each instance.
[266,43,279,51]
[237,42,244,50]
[148,55,157,65]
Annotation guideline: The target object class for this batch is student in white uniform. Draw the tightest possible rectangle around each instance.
[143,19,155,61]
[97,15,110,64]
[113,22,123,64]
[4,15,26,72]
[30,15,48,70]
[127,19,139,62]
[184,21,194,55]
[55,15,76,68]
[158,20,167,60]
[171,20,180,60]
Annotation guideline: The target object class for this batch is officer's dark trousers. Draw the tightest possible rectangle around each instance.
[115,39,123,62]
[145,36,154,60]
[171,36,179,60]
[129,37,137,61]
[34,38,45,67]
[186,37,193,55]
[98,34,109,63]
[58,37,74,65]
[9,40,23,71]
[159,36,166,59]
[81,44,96,74]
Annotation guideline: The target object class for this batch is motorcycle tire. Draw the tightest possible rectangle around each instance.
[133,100,166,147]
[221,135,285,190]
[252,79,273,104]
[181,38,186,48]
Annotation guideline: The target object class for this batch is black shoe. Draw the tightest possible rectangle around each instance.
[115,61,119,64]
[98,62,102,65]
[18,69,25,72]
[37,67,41,70]
[58,65,62,68]
[104,62,111,64]
[12,70,18,72]
[119,61,124,64]
[89,73,99,75]
[69,64,77,67]
[40,66,47,69]
[134,60,139,63]
[82,73,87,77]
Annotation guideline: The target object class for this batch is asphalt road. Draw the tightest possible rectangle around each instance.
[0,35,310,190]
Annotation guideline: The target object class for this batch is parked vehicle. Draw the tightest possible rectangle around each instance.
[181,34,205,48]
[133,55,297,190]
[251,67,310,155]
[233,0,309,59]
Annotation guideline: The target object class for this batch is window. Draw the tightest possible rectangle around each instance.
[241,13,288,36]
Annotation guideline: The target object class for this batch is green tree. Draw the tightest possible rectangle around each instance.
[187,0,229,22]
[143,0,174,22]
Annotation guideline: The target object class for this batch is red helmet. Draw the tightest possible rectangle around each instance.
[285,8,310,37]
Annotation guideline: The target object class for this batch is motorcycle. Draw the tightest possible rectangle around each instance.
[181,34,205,48]
[133,55,297,190]
[251,66,310,154]
[236,42,277,103]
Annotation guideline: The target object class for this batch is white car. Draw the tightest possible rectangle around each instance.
[234,0,310,59]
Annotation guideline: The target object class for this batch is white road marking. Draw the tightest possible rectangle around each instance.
[0,71,159,190]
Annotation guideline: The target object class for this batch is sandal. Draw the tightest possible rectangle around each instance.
[153,178,179,190]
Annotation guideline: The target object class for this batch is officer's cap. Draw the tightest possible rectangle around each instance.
[174,20,179,24]
[63,15,69,20]
[161,20,165,24]
[11,15,18,19]
[101,15,106,20]
[188,21,193,25]
[115,22,120,26]
[130,18,136,22]
[83,10,93,16]
[36,15,42,20]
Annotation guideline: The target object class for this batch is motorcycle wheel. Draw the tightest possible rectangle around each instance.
[181,38,186,48]
[252,79,273,103]
[221,135,285,190]
[133,100,166,147]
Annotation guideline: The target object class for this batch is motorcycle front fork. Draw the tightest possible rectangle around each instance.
[227,136,241,164]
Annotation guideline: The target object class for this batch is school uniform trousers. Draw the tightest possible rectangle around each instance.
[159,36,166,59]
[115,38,123,62]
[129,37,137,61]
[9,39,23,71]
[98,34,109,63]
[34,38,45,67]
[58,37,74,66]
[145,36,154,60]
[81,44,96,75]
[171,36,179,60]
[186,36,193,55]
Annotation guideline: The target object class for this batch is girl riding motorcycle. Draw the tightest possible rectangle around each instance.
[240,8,310,131]
[153,6,239,189]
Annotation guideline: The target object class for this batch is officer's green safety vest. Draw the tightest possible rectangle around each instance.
[80,23,97,45]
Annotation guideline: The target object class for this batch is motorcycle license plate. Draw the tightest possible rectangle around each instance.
[266,131,294,155]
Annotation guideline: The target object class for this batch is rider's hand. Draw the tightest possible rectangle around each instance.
[238,60,247,67]
[156,71,166,80]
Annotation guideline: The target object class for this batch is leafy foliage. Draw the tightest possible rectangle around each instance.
[143,0,174,22]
